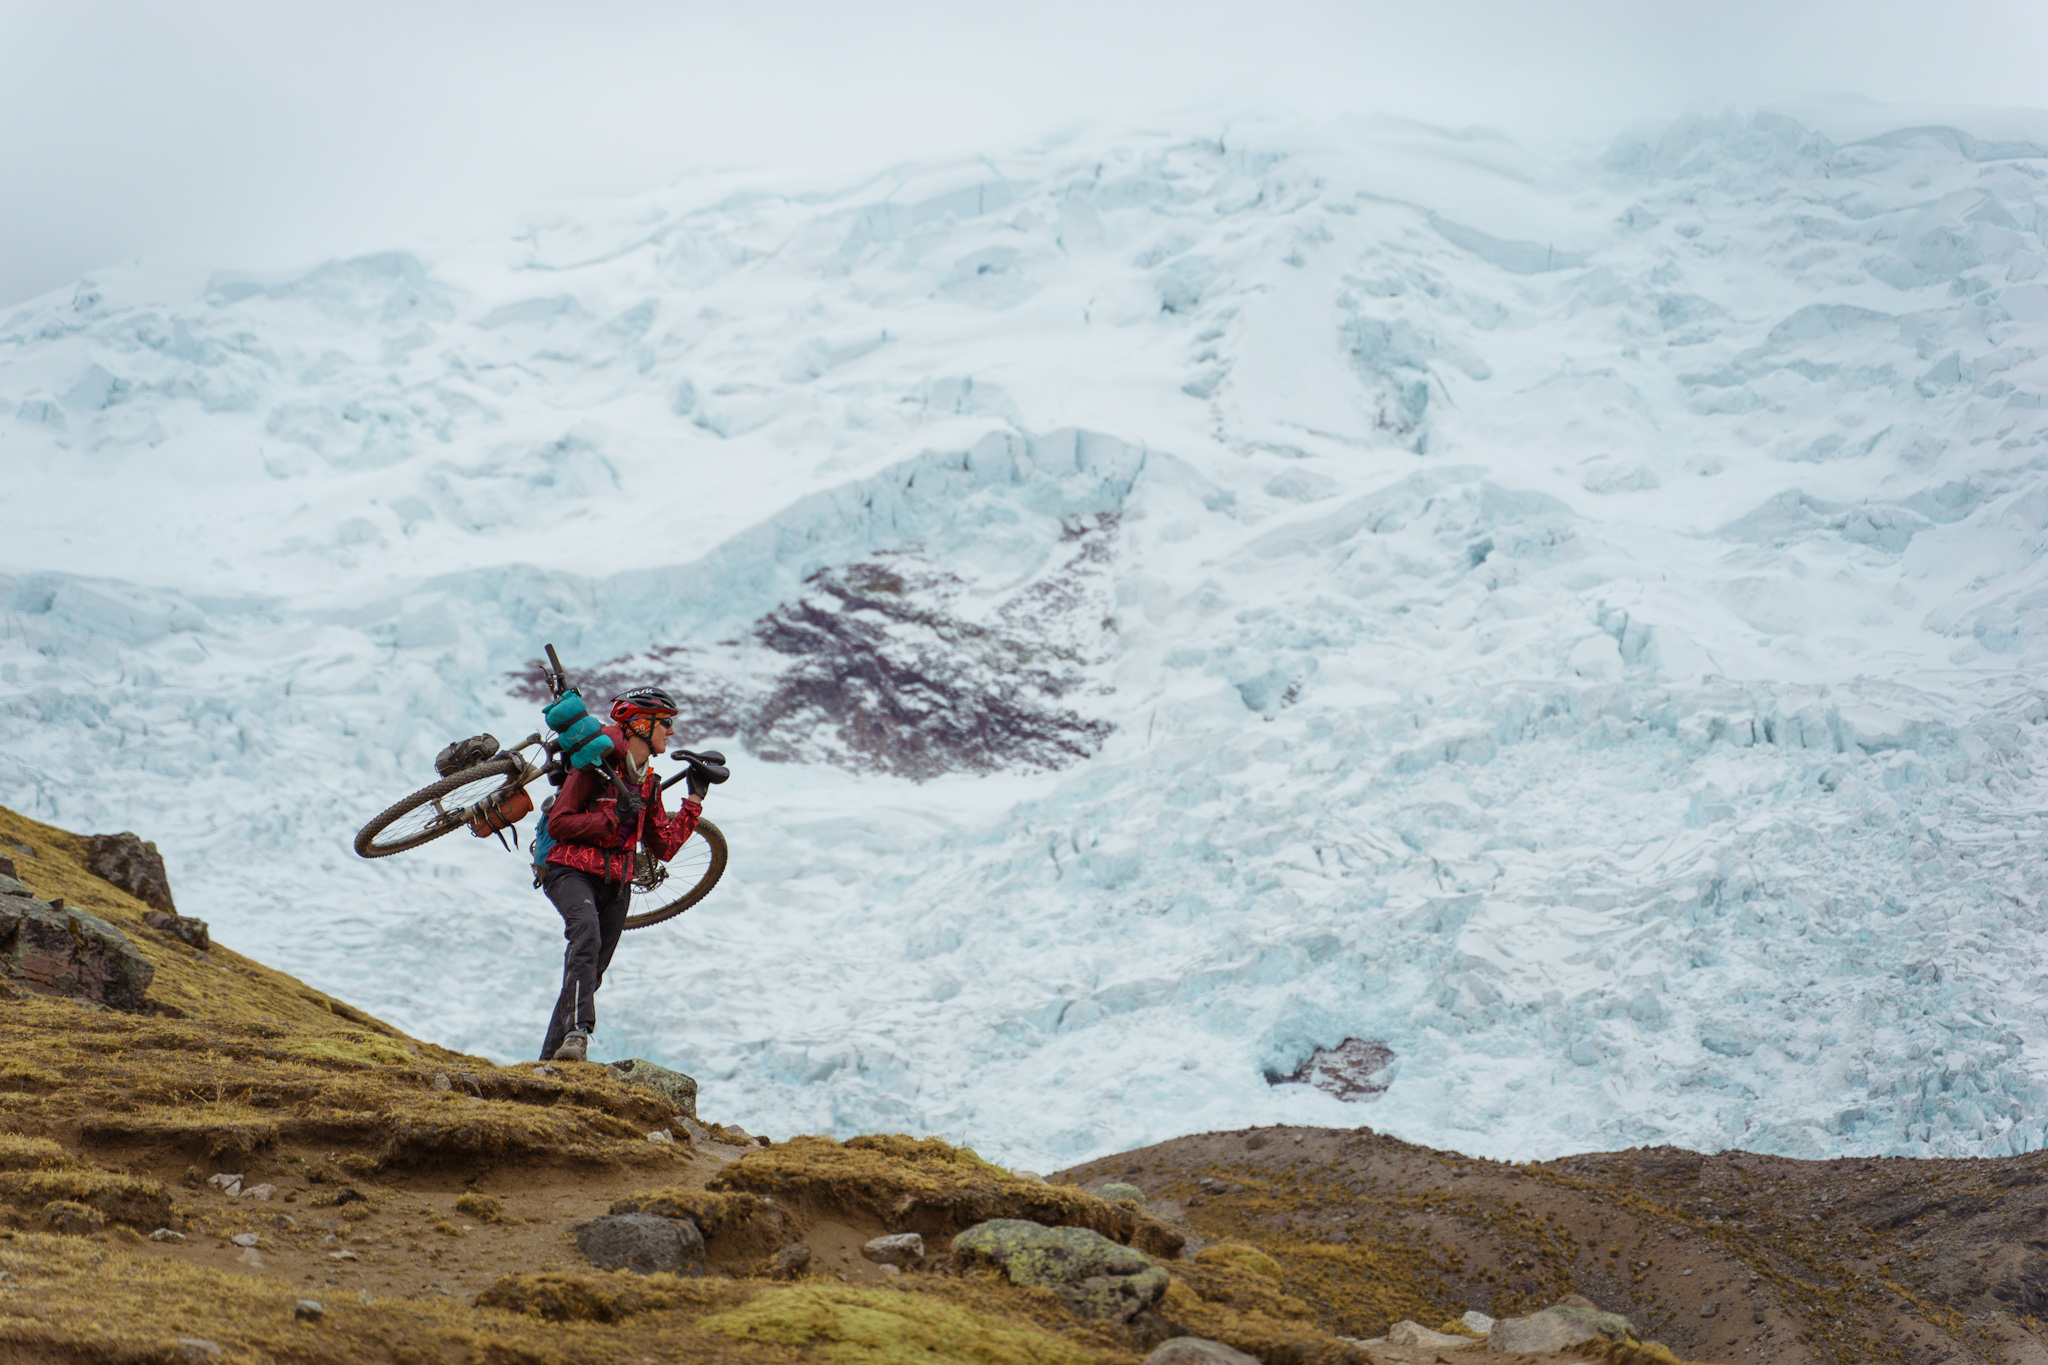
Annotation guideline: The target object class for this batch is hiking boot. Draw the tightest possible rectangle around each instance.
[551,1032,589,1064]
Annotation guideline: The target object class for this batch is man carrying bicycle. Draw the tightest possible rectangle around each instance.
[538,685,709,1063]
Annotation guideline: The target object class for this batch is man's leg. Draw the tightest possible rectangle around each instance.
[540,866,604,1060]
[584,879,633,1036]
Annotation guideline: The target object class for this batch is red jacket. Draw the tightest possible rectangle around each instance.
[545,723,701,882]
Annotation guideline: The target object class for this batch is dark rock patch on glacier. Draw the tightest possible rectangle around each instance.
[1264,1038,1395,1102]
[512,520,1118,780]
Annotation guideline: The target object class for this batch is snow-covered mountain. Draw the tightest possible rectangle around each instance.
[5,111,2047,1170]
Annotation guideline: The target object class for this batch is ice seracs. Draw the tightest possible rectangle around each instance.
[3,110,2047,1171]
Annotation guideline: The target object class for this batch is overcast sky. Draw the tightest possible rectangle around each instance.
[3,0,2045,308]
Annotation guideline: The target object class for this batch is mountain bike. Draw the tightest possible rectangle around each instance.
[351,647,729,931]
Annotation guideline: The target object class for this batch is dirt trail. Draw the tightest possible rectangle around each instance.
[107,1112,929,1303]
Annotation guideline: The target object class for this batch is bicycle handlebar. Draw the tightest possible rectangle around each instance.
[543,643,569,700]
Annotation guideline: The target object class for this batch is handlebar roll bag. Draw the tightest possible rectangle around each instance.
[568,733,615,769]
[542,690,588,733]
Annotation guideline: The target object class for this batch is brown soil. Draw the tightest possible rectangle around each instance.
[1059,1123,2048,1365]
[111,1133,715,1305]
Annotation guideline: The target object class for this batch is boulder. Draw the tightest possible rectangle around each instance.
[605,1057,698,1119]
[1487,1303,1633,1353]
[574,1213,705,1276]
[1143,1338,1262,1365]
[1,893,154,1012]
[44,1200,104,1234]
[770,1241,812,1279]
[143,911,210,951]
[953,1218,1169,1322]
[1094,1181,1146,1204]
[861,1232,924,1266]
[84,831,176,912]
[1388,1320,1477,1349]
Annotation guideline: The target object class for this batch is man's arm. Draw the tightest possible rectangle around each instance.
[643,783,701,861]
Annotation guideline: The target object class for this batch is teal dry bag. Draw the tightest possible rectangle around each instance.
[543,689,616,770]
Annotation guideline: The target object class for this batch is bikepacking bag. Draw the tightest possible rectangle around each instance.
[470,786,534,838]
[435,733,500,777]
[542,690,615,770]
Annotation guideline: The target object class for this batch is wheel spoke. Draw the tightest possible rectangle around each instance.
[623,821,726,926]
[360,766,521,854]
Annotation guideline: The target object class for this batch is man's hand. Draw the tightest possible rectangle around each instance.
[686,768,712,800]
[613,789,644,827]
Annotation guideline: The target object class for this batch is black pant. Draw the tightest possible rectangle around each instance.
[539,865,631,1060]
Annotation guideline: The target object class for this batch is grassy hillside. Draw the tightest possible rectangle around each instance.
[0,805,1711,1365]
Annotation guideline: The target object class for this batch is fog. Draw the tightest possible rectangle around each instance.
[2,0,2044,307]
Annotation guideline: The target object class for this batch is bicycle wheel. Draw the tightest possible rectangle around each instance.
[623,819,727,930]
[355,757,527,858]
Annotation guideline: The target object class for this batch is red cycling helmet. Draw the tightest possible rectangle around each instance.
[610,686,678,723]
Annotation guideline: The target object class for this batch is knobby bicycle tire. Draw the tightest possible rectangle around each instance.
[354,757,527,858]
[624,819,727,930]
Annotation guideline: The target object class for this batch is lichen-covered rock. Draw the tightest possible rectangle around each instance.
[605,1057,698,1119]
[861,1232,924,1266]
[84,831,176,912]
[143,910,210,951]
[953,1218,1169,1322]
[1094,1181,1146,1204]
[574,1212,705,1276]
[44,1200,104,1234]
[2,894,155,1011]
[1387,1320,1473,1349]
[1486,1303,1632,1353]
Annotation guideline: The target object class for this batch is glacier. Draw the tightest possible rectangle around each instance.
[3,111,2047,1172]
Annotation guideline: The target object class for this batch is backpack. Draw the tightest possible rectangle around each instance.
[530,795,558,882]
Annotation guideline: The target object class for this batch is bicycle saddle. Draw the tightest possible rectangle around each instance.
[669,748,730,784]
